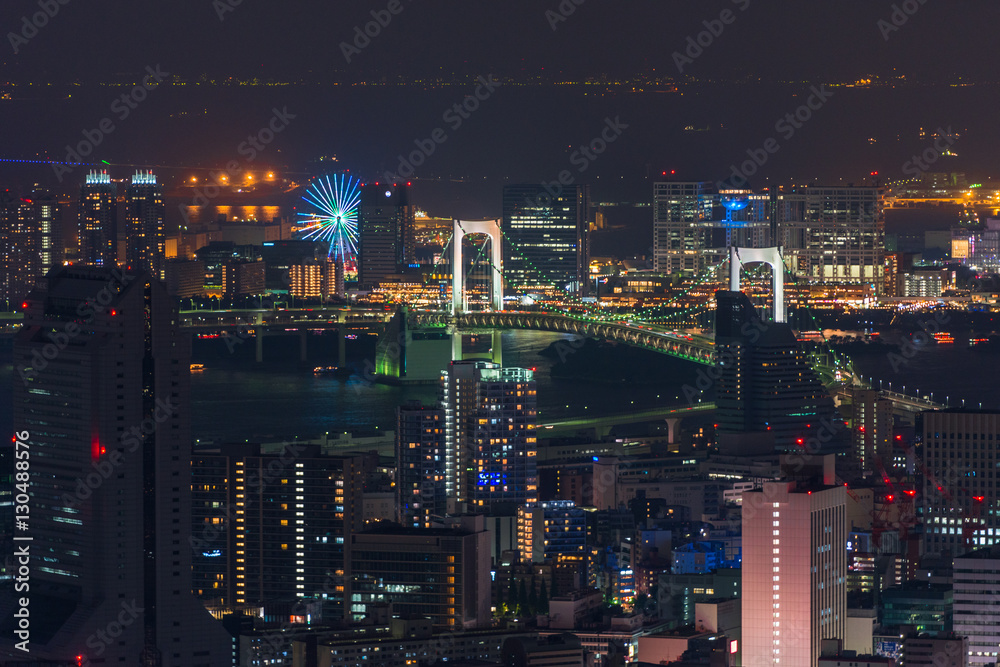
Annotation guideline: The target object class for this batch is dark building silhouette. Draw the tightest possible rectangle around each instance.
[357,182,414,288]
[715,290,845,454]
[3,266,231,665]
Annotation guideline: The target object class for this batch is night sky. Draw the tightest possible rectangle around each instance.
[1,0,996,82]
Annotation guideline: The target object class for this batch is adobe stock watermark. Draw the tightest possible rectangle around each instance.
[545,0,587,31]
[383,75,500,182]
[52,65,169,182]
[886,310,951,372]
[80,600,144,664]
[340,0,412,63]
[673,0,752,73]
[529,116,628,207]
[878,0,930,41]
[213,0,244,21]
[179,107,295,224]
[7,0,71,54]
[902,126,958,179]
[62,398,179,508]
[718,85,834,189]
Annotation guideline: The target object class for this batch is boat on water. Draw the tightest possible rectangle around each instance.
[190,363,205,371]
[313,365,353,377]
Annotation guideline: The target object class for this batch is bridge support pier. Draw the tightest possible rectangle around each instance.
[490,330,502,366]
[450,330,503,365]
[665,417,681,444]
[299,329,308,363]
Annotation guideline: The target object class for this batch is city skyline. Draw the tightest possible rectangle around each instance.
[2,2,1000,666]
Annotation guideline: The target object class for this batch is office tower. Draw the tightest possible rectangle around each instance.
[953,545,1000,665]
[850,388,894,477]
[357,182,414,288]
[658,568,742,627]
[953,219,1000,274]
[350,515,492,629]
[441,361,538,512]
[0,189,64,308]
[396,402,446,528]
[517,500,587,568]
[125,170,166,279]
[7,266,230,666]
[79,171,118,266]
[652,181,769,276]
[775,186,884,287]
[742,473,847,667]
[901,634,968,667]
[501,184,591,296]
[881,583,953,635]
[714,290,845,453]
[921,410,1000,558]
[191,445,365,616]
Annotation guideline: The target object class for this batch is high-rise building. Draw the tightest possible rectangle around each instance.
[29,187,64,277]
[775,186,884,287]
[396,402,446,528]
[921,410,1000,558]
[742,469,847,667]
[652,182,769,276]
[0,188,64,308]
[501,184,591,296]
[850,388,894,477]
[714,290,845,453]
[79,171,118,267]
[190,444,365,617]
[517,500,587,567]
[953,545,1000,665]
[441,361,538,512]
[0,192,38,309]
[350,515,492,630]
[358,182,414,288]
[125,170,166,279]
[5,266,231,665]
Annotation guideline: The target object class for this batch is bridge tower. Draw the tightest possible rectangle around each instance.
[452,219,503,314]
[729,245,786,323]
